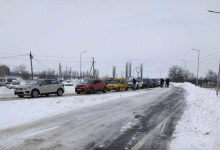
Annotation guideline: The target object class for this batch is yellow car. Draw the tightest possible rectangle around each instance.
[107,78,128,91]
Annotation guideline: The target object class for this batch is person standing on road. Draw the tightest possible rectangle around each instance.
[161,78,164,88]
[133,78,136,91]
[166,78,170,88]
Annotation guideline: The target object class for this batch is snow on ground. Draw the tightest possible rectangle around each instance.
[0,90,146,130]
[170,83,220,150]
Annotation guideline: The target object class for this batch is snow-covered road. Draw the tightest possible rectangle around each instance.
[0,86,186,150]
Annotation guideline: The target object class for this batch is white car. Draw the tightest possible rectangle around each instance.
[128,79,143,89]
[14,79,65,98]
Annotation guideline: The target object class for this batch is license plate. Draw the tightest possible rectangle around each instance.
[77,89,81,91]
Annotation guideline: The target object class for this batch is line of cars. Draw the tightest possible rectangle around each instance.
[0,77,160,98]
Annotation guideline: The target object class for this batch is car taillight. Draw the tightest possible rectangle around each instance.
[18,82,20,85]
[62,84,64,87]
[6,82,11,84]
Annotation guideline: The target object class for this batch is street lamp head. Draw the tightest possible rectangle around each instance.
[81,51,87,54]
[192,48,200,52]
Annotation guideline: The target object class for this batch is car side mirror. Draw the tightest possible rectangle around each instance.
[39,83,43,86]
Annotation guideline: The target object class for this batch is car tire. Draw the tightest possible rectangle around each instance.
[57,89,63,96]
[107,89,110,92]
[18,95,24,98]
[117,87,120,91]
[89,88,94,94]
[31,90,39,98]
[137,85,139,89]
[45,94,49,97]
[103,87,107,93]
[125,87,128,91]
[77,92,81,94]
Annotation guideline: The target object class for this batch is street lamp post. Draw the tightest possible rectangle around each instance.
[192,48,200,86]
[80,51,87,83]
[181,60,186,82]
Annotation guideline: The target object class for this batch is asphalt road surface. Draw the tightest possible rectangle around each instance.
[0,86,186,150]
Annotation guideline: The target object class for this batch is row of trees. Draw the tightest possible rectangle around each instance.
[112,62,143,79]
[3,64,99,80]
[168,65,218,87]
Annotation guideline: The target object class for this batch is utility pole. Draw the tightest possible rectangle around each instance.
[217,60,220,96]
[136,65,141,78]
[181,60,186,82]
[30,51,33,80]
[192,48,200,86]
[92,57,95,79]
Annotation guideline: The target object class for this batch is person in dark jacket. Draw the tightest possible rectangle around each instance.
[166,78,170,88]
[161,78,164,87]
[133,78,136,91]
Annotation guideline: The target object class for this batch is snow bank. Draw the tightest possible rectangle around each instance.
[0,90,145,130]
[170,83,220,150]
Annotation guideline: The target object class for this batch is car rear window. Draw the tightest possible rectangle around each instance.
[7,79,13,82]
[110,80,120,84]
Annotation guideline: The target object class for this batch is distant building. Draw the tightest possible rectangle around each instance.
[0,65,10,77]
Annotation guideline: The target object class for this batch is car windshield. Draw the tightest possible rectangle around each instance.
[81,80,94,84]
[110,80,120,84]
[26,80,42,85]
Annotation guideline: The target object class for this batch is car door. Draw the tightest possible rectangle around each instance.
[39,80,50,94]
[49,80,60,93]
[92,80,99,91]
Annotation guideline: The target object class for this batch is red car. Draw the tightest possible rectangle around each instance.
[75,79,107,94]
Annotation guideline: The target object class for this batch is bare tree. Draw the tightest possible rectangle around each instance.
[13,64,30,80]
[125,62,129,78]
[140,63,143,78]
[112,65,116,78]
[129,63,132,77]
[205,69,217,86]
[168,66,184,82]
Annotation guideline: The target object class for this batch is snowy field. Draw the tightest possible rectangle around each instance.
[0,90,147,130]
[170,83,220,150]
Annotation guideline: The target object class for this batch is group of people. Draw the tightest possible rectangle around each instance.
[160,78,170,88]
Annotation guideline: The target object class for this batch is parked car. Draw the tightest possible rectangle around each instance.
[142,78,154,88]
[75,79,107,94]
[104,79,112,85]
[128,78,143,89]
[6,78,20,89]
[0,78,13,87]
[14,79,65,98]
[107,78,128,91]
[151,79,159,87]
[63,80,74,86]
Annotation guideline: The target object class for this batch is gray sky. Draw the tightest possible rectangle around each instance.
[0,0,220,78]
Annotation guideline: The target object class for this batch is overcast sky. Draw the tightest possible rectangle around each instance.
[0,0,220,78]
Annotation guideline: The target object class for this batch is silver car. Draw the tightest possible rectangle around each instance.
[0,78,13,87]
[14,79,65,98]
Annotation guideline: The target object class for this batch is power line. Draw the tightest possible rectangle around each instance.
[0,54,28,58]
